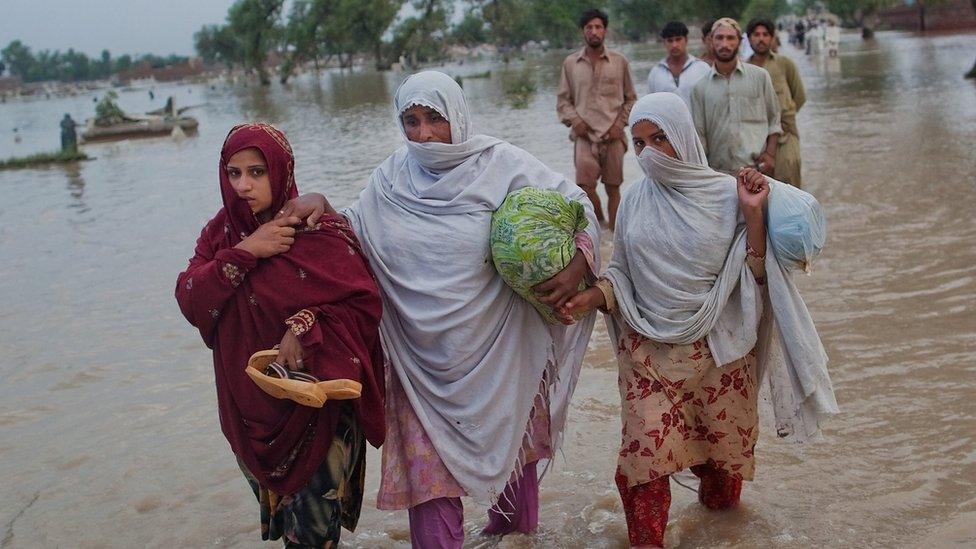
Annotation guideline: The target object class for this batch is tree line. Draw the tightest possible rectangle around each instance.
[3,0,942,85]
[0,40,189,83]
[194,0,808,85]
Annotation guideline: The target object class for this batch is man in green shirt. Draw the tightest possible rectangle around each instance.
[747,17,806,187]
[691,18,782,177]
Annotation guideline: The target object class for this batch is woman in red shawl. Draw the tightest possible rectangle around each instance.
[175,123,385,547]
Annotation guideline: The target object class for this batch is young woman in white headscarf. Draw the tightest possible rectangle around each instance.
[562,93,837,547]
[279,71,601,547]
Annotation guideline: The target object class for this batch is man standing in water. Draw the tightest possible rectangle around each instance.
[691,18,781,177]
[747,17,806,187]
[60,114,78,154]
[646,21,711,108]
[557,8,637,231]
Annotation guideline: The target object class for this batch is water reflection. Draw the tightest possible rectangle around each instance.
[63,162,88,214]
[238,84,285,122]
[327,69,393,110]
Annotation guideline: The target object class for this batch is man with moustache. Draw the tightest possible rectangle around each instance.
[557,8,637,231]
[691,17,781,177]
[645,21,711,108]
[747,17,806,187]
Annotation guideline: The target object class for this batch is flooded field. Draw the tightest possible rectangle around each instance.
[1,30,974,548]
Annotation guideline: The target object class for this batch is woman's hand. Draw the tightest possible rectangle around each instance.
[533,252,588,310]
[557,286,607,323]
[277,329,305,372]
[275,193,334,229]
[235,216,300,258]
[736,167,770,215]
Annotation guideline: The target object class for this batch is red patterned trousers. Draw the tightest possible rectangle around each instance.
[615,463,742,547]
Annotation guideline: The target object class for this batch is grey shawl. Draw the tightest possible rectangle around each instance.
[604,93,837,441]
[342,71,600,504]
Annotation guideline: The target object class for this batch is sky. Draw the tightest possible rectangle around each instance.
[0,0,239,57]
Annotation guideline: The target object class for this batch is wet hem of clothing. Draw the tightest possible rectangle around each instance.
[618,456,756,489]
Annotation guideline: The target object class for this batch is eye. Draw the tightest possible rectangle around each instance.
[633,139,645,148]
[249,167,266,177]
[227,168,241,178]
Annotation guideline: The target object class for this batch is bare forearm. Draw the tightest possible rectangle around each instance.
[743,207,767,257]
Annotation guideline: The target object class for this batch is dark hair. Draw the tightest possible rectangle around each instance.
[661,21,689,39]
[746,17,775,36]
[578,8,609,29]
[701,19,715,38]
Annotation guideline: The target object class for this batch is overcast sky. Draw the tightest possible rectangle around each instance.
[1,0,239,57]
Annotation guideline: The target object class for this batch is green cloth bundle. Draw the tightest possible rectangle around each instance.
[490,187,588,325]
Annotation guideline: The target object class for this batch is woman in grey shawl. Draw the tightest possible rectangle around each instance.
[280,71,600,547]
[563,92,837,547]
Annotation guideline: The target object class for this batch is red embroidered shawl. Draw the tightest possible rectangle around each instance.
[175,123,385,495]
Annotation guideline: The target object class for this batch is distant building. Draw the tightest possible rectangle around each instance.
[114,59,205,84]
[878,0,976,31]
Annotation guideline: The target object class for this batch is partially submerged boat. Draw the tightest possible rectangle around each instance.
[80,116,198,142]
[80,93,199,143]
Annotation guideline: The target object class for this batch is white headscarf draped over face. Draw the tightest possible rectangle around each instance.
[605,92,838,442]
[342,70,600,506]
[393,70,497,172]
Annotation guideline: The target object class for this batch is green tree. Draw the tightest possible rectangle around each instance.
[115,54,133,72]
[227,0,284,85]
[279,0,344,81]
[94,49,112,79]
[388,0,451,69]
[526,0,597,48]
[1,40,37,79]
[312,0,401,70]
[195,24,244,69]
[741,0,791,24]
[60,49,93,81]
[450,13,487,46]
[477,0,537,51]
[606,0,674,41]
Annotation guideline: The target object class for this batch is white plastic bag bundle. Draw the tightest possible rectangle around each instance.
[765,180,826,273]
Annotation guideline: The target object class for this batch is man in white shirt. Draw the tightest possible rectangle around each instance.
[645,21,711,108]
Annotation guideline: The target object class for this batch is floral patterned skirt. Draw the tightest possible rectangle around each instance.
[239,404,366,548]
[613,315,759,489]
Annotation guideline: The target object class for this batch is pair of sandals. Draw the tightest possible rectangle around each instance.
[246,350,362,408]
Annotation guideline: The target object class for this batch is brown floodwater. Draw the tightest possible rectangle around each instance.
[1,30,974,548]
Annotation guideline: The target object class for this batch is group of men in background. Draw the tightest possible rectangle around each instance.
[557,9,807,230]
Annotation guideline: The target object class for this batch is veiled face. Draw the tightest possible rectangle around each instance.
[401,105,452,144]
[226,147,273,215]
[631,120,679,160]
